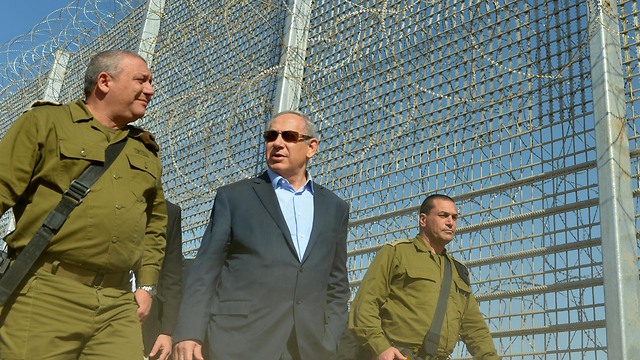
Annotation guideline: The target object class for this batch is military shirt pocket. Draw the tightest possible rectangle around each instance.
[126,152,159,179]
[405,265,438,281]
[124,152,159,196]
[57,140,103,186]
[59,140,104,162]
[404,265,438,293]
[402,265,440,310]
[453,277,471,296]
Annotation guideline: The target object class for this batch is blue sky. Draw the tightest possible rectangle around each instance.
[0,1,72,46]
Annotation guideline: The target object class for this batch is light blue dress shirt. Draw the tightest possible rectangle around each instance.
[267,169,314,261]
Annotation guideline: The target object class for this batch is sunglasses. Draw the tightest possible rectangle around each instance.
[263,130,313,143]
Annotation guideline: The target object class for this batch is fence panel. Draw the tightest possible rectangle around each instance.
[1,0,639,358]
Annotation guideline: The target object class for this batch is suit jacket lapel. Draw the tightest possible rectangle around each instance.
[252,172,298,259]
[301,182,326,263]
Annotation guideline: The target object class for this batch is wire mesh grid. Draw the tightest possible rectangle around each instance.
[1,0,639,358]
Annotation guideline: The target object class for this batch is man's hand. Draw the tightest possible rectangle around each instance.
[173,340,204,360]
[134,288,153,323]
[377,347,408,360]
[148,334,172,360]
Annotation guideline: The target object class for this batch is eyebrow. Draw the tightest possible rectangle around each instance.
[132,72,152,79]
[438,211,459,217]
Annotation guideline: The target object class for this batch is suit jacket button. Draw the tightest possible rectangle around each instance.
[299,266,304,272]
[296,298,303,304]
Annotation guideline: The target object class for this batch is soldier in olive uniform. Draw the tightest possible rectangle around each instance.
[0,50,167,359]
[348,194,499,360]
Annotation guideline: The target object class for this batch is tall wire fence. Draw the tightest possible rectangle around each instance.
[1,0,639,358]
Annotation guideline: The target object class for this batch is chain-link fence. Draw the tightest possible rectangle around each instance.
[1,0,639,358]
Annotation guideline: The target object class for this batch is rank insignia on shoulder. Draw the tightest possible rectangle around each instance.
[389,238,413,247]
[23,100,62,113]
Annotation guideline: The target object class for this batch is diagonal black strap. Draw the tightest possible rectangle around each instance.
[0,139,127,305]
[421,257,452,357]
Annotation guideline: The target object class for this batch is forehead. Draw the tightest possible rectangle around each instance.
[429,198,458,214]
[117,55,151,75]
[269,113,305,130]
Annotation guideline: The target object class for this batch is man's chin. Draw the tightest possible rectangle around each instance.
[267,161,286,170]
[132,111,145,121]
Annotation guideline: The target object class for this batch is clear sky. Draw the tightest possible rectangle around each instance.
[0,1,73,46]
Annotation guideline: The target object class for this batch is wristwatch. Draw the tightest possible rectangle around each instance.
[137,285,157,296]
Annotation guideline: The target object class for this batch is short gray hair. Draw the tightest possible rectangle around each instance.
[83,49,145,98]
[268,110,317,139]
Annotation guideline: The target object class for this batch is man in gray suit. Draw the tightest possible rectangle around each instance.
[173,111,350,360]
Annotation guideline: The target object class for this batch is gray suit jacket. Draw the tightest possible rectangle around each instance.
[143,201,183,357]
[173,172,350,360]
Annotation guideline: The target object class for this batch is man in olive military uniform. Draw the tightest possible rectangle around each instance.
[348,194,499,360]
[0,49,167,359]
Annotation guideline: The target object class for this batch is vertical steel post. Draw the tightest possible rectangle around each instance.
[588,0,640,358]
[135,0,165,129]
[138,0,166,68]
[273,0,313,113]
[42,50,70,101]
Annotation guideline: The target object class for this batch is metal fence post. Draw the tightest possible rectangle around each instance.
[273,0,313,113]
[42,50,70,101]
[588,0,640,357]
[138,0,166,68]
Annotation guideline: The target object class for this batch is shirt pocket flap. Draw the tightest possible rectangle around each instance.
[405,265,438,281]
[59,139,104,162]
[212,300,252,315]
[126,152,159,178]
[453,277,471,295]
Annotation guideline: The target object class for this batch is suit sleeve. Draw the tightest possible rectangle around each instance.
[158,202,184,335]
[173,189,232,343]
[325,201,351,344]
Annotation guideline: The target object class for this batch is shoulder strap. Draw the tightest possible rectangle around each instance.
[421,257,452,357]
[0,139,128,305]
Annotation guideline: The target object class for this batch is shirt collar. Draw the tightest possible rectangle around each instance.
[73,99,134,141]
[266,168,314,194]
[412,234,448,257]
[69,99,95,123]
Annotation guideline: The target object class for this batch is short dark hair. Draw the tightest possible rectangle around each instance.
[83,49,145,98]
[268,110,317,139]
[419,194,455,215]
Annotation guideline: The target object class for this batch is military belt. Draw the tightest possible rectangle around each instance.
[399,350,449,360]
[40,255,130,289]
[424,355,449,360]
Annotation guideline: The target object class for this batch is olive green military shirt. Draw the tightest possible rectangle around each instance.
[0,99,167,286]
[349,236,499,359]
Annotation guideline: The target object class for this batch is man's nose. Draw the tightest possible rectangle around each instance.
[145,82,155,96]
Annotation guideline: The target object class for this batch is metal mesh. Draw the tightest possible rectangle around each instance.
[1,0,639,358]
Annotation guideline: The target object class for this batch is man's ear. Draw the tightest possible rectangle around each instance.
[95,71,111,94]
[306,138,319,159]
[418,213,427,228]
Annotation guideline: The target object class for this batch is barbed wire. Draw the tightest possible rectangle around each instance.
[0,0,638,358]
